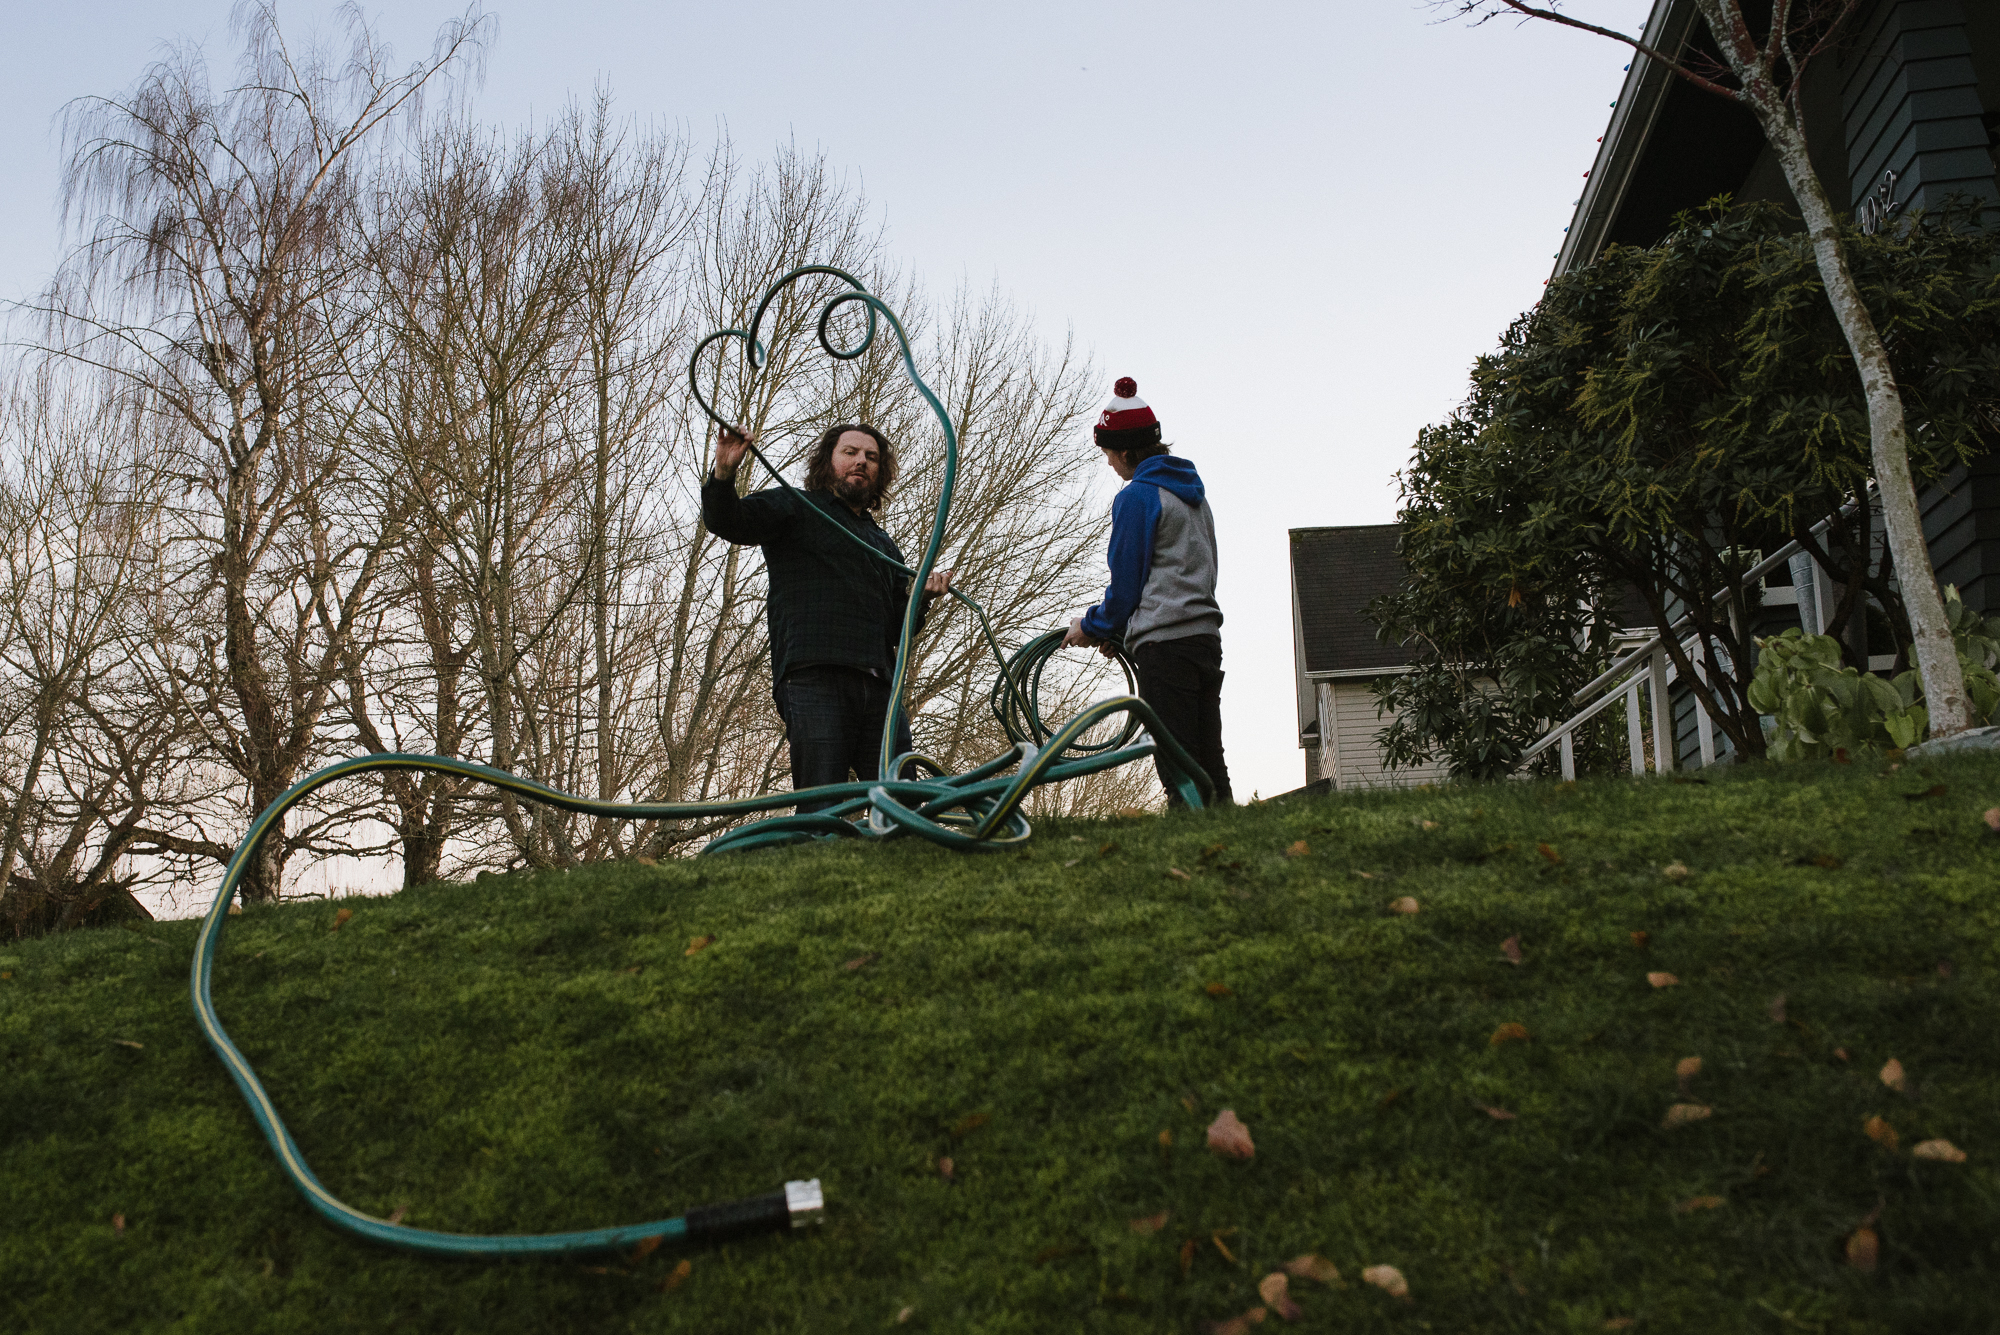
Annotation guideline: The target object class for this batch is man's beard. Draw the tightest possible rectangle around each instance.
[833,471,875,507]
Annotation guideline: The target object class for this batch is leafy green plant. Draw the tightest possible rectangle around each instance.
[1751,586,2000,759]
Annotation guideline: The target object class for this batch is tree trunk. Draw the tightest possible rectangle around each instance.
[1696,0,1971,736]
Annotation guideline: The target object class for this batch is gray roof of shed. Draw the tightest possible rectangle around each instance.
[1290,525,1412,675]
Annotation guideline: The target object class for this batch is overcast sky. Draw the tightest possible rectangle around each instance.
[1,0,1637,829]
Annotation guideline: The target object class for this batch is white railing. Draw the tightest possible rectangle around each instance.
[1514,489,1872,780]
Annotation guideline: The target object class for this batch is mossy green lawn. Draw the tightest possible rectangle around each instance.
[6,755,2000,1333]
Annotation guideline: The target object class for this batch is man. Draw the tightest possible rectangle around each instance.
[703,423,951,812]
[1063,377,1232,807]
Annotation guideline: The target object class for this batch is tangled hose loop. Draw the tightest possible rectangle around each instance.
[188,269,1207,1257]
[686,264,1211,849]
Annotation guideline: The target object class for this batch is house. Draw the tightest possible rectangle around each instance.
[1561,0,2000,615]
[1288,525,1447,790]
[1290,2,1999,787]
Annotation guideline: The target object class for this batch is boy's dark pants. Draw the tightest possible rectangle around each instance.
[1131,633,1232,808]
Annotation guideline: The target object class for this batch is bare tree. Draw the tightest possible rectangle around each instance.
[36,3,486,900]
[1446,0,1973,734]
[0,370,205,935]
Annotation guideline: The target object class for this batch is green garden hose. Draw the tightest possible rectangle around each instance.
[191,266,1209,1259]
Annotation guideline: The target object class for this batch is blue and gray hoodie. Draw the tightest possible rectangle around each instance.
[1079,454,1223,650]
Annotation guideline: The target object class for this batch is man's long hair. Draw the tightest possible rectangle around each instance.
[804,423,898,510]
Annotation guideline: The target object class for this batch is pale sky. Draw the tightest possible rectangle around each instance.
[1,0,1637,815]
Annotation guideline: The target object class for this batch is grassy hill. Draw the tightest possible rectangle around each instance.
[6,752,2000,1333]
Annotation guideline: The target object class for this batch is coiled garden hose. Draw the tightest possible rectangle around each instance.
[192,266,1209,1259]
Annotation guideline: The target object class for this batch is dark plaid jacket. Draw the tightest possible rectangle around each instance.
[701,477,925,685]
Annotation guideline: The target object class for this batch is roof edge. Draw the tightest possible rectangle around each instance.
[1554,0,1699,277]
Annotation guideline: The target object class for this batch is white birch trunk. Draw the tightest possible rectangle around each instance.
[1694,0,1970,736]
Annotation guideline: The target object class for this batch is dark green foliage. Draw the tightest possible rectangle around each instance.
[6,757,2000,1332]
[1373,201,2000,777]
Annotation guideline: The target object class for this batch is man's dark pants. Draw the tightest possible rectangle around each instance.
[1132,634,1232,808]
[776,665,915,814]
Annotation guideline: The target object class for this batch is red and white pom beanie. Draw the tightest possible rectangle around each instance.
[1094,376,1161,447]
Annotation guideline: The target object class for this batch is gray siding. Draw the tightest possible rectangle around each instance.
[1842,1,1998,214]
[1921,453,2000,615]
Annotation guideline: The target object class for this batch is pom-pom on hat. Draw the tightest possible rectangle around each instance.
[1095,376,1161,447]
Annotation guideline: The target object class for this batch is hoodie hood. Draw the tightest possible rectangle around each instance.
[1131,453,1204,506]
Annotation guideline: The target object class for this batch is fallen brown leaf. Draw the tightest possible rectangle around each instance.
[1257,1271,1303,1320]
[111,1039,143,1051]
[1834,1047,1850,1062]
[1864,1115,1899,1151]
[1880,1058,1907,1092]
[1286,840,1310,857]
[1604,1320,1636,1331]
[1389,896,1420,915]
[1211,1232,1238,1264]
[1647,972,1679,988]
[1904,783,1948,802]
[1420,820,1439,831]
[1490,1022,1530,1046]
[1116,806,1150,819]
[1985,807,2000,833]
[1663,860,1690,881]
[684,935,714,956]
[1179,1238,1197,1275]
[1203,1312,1267,1335]
[331,907,353,932]
[950,1113,989,1138]
[1500,935,1523,965]
[1361,1263,1409,1299]
[626,1235,662,1264]
[1846,1226,1879,1272]
[1676,1056,1703,1080]
[1099,841,1119,857]
[895,1307,914,1325]
[1477,1103,1518,1121]
[1767,994,1787,1023]
[1158,1129,1173,1149]
[622,965,643,975]
[664,1258,692,1291]
[1537,842,1562,864]
[1200,841,1229,861]
[1662,1103,1712,1129]
[634,855,657,866]
[112,1213,125,1236]
[1631,930,1651,949]
[1130,1211,1169,1235]
[1206,1109,1255,1160]
[1911,1139,1967,1163]
[1205,982,1234,998]
[1284,1254,1341,1284]
[1376,1086,1406,1112]
[1167,867,1192,881]
[1671,1195,1725,1213]
[843,952,877,971]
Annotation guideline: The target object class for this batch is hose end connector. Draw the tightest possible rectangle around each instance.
[785,1178,825,1228]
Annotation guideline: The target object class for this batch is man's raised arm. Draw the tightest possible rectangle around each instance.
[701,428,793,545]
